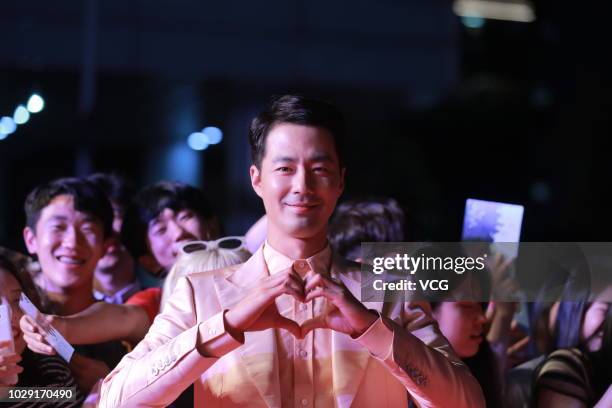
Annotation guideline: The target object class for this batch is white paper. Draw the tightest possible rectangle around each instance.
[18,293,74,363]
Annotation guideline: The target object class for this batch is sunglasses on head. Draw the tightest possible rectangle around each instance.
[180,236,246,254]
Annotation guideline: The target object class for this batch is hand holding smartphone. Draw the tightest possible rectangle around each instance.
[18,294,74,362]
[462,198,525,309]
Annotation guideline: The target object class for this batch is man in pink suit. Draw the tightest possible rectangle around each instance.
[99,95,485,407]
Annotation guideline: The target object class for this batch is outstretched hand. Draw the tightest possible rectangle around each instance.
[19,314,64,356]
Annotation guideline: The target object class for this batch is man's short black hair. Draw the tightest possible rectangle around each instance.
[121,181,217,259]
[24,177,114,238]
[86,173,134,211]
[328,197,405,261]
[249,94,346,168]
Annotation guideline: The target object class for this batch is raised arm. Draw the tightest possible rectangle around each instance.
[63,303,149,345]
[20,302,150,351]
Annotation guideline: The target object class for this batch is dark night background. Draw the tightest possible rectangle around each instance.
[0,0,609,253]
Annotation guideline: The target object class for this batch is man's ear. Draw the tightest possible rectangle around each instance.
[138,254,162,275]
[23,226,38,255]
[250,164,263,198]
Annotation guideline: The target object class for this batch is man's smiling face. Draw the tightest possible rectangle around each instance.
[24,194,106,292]
[145,207,208,272]
[250,123,344,242]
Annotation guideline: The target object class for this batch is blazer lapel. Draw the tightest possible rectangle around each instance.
[330,259,383,408]
[214,248,281,408]
[214,248,269,309]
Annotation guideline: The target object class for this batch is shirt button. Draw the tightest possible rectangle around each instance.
[301,398,309,406]
[299,303,307,311]
[295,261,308,273]
[299,349,308,358]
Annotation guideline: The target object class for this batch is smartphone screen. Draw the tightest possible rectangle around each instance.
[0,297,14,349]
[461,198,524,258]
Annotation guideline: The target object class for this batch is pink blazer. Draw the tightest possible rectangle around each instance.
[99,248,485,407]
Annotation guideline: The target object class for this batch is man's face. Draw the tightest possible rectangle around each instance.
[250,123,344,242]
[95,201,133,273]
[145,208,209,272]
[23,195,107,292]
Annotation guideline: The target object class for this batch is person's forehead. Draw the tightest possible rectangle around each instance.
[39,194,98,223]
[263,123,338,160]
[455,300,479,307]
[157,207,179,218]
[152,207,196,222]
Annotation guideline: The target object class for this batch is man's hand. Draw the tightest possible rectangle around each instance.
[224,267,305,339]
[301,272,378,338]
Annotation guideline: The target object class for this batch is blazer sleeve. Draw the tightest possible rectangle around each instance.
[98,277,242,408]
[356,301,486,408]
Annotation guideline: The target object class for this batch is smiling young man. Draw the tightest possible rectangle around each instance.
[121,180,219,278]
[23,178,114,316]
[99,95,485,407]
[118,181,220,324]
[22,177,129,392]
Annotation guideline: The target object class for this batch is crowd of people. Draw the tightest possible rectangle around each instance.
[0,95,610,407]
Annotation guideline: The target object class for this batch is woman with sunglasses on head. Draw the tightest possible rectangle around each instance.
[20,237,250,355]
[160,237,251,310]
[127,237,250,323]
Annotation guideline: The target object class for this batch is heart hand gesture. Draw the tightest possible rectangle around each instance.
[223,267,305,339]
[300,272,378,338]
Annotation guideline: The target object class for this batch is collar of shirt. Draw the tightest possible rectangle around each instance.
[262,241,332,278]
[93,279,141,304]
